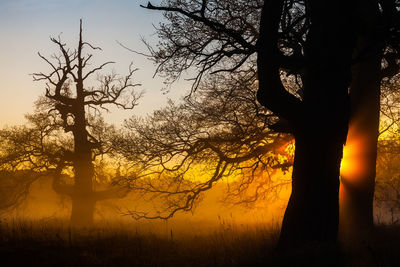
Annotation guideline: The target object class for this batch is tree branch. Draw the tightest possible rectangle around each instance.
[256,0,302,123]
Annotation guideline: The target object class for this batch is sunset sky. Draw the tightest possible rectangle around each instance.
[0,0,188,126]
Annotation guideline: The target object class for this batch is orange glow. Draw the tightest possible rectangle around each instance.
[339,131,365,201]
[341,139,362,178]
[340,131,369,182]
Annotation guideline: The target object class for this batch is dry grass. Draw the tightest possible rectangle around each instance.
[0,218,277,266]
[0,219,399,266]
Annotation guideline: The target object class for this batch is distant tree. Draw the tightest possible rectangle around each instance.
[114,72,293,219]
[0,113,63,213]
[375,148,400,223]
[139,0,400,248]
[0,170,40,213]
[374,73,400,222]
[0,20,141,226]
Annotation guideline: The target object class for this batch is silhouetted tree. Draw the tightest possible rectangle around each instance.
[140,0,400,248]
[0,170,40,213]
[114,72,293,219]
[375,146,400,223]
[0,113,64,212]
[0,20,142,226]
[0,111,127,222]
[373,73,400,223]
[339,2,400,242]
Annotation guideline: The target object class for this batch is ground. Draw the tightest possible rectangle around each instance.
[1,219,400,266]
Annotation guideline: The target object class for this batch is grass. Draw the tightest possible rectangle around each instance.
[0,219,400,266]
[0,218,278,267]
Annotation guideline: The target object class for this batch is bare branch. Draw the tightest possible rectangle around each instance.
[82,61,115,81]
[114,73,293,219]
[142,1,256,51]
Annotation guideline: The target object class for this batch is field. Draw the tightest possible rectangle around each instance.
[1,219,400,266]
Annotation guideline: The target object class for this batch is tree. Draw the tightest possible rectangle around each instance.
[0,170,40,213]
[339,2,400,242]
[139,0,400,248]
[375,142,400,224]
[114,72,293,219]
[0,20,142,226]
[373,73,400,223]
[0,113,64,213]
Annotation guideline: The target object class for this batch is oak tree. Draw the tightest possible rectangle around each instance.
[139,0,400,248]
[0,20,141,226]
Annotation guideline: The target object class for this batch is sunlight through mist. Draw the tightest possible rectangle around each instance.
[340,133,367,180]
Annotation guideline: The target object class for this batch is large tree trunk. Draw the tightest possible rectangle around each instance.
[339,2,382,242]
[276,1,355,249]
[278,68,351,249]
[339,37,381,243]
[256,0,356,249]
[278,0,362,250]
[278,131,344,248]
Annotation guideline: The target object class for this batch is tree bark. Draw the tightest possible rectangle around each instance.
[339,37,381,243]
[69,78,96,227]
[338,2,382,243]
[271,0,356,249]
[70,194,96,227]
[277,65,352,249]
[278,130,343,248]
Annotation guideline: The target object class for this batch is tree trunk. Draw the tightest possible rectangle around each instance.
[70,95,96,227]
[70,141,96,227]
[338,2,382,243]
[278,131,343,249]
[256,0,357,249]
[276,1,355,249]
[277,73,350,249]
[70,150,97,227]
[70,195,96,227]
[339,36,381,242]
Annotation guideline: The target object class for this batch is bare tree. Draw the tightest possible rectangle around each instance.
[0,113,64,212]
[375,151,400,224]
[114,72,293,219]
[138,0,400,248]
[0,20,142,226]
[0,170,40,213]
[373,73,400,223]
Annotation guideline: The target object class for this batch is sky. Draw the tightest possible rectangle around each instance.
[0,0,189,126]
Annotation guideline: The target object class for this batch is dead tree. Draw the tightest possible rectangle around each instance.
[28,20,141,226]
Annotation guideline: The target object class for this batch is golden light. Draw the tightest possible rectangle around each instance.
[340,132,368,182]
